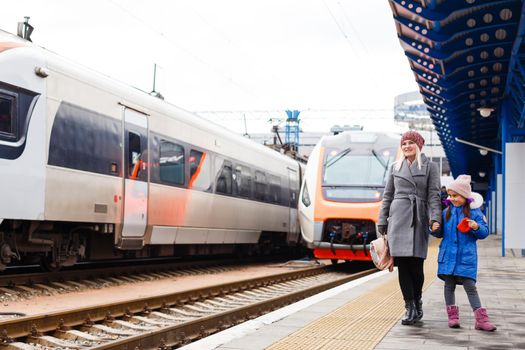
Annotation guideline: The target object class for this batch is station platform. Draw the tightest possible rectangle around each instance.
[180,235,525,350]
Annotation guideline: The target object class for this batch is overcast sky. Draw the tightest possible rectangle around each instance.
[0,0,419,133]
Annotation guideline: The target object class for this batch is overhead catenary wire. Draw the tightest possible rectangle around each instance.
[321,0,363,61]
[321,0,382,88]
[106,0,264,103]
[176,1,286,87]
[336,0,372,57]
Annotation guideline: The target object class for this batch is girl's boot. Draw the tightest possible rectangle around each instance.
[446,305,460,328]
[474,308,496,331]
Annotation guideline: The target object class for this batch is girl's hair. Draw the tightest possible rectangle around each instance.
[393,143,422,172]
[445,203,471,221]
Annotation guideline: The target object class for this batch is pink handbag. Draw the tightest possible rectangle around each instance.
[370,235,394,272]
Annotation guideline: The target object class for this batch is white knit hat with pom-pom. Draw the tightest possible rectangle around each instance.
[447,174,472,199]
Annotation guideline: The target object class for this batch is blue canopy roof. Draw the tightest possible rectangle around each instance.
[389,0,525,186]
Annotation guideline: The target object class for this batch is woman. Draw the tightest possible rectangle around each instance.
[377,130,442,325]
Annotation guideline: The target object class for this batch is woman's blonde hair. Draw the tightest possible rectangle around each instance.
[392,145,422,172]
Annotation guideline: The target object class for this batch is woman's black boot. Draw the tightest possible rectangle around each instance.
[401,299,417,325]
[415,298,423,321]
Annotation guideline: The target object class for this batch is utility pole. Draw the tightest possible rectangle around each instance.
[152,63,157,93]
[150,63,164,100]
[243,113,249,137]
[17,17,33,42]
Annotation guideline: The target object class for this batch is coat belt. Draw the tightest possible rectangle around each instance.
[394,194,427,227]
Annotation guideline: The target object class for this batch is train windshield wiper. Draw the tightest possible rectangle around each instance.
[324,147,352,168]
[371,149,387,169]
[371,149,391,180]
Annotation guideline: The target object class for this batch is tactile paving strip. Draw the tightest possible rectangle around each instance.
[267,242,439,350]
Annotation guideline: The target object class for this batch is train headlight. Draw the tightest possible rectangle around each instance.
[302,183,311,207]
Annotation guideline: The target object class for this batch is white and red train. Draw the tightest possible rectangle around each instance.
[0,30,302,271]
[299,131,401,263]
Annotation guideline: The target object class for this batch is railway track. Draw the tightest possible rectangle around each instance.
[0,257,285,288]
[0,263,239,305]
[0,257,310,304]
[0,265,376,350]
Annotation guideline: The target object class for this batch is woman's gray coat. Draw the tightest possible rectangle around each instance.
[378,154,442,259]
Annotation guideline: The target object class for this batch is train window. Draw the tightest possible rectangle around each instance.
[0,92,16,139]
[159,140,185,185]
[189,150,204,178]
[189,149,211,191]
[216,162,233,195]
[234,165,253,198]
[267,175,281,204]
[254,170,267,201]
[323,149,391,187]
[128,132,141,178]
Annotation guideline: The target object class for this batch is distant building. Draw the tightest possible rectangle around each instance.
[394,91,433,130]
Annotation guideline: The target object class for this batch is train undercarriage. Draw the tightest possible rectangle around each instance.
[0,219,297,271]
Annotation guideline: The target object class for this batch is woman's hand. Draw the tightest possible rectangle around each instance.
[431,221,440,232]
[466,219,479,231]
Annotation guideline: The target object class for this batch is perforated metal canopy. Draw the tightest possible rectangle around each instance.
[388,0,525,187]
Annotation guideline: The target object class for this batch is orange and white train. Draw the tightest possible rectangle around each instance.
[298,131,401,263]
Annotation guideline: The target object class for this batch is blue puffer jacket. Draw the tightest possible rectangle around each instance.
[432,205,488,282]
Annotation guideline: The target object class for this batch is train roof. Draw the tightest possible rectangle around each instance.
[319,131,401,149]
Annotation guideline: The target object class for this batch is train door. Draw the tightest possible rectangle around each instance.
[287,168,299,244]
[121,107,149,241]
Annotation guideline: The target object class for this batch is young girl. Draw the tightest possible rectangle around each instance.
[432,175,496,331]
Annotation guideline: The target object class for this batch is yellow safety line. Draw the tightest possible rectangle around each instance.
[267,240,439,350]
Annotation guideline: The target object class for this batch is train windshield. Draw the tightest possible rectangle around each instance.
[322,146,397,202]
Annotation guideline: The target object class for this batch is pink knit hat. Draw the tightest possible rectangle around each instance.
[400,131,425,150]
[447,175,472,199]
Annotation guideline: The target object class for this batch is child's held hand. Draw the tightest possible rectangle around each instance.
[431,221,440,232]
[466,219,479,231]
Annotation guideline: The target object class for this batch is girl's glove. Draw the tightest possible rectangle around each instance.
[457,218,470,233]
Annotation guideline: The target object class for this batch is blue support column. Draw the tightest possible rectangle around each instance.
[501,101,509,257]
[486,188,491,235]
[493,152,499,238]
[488,171,495,235]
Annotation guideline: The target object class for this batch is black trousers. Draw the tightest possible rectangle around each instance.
[395,257,425,301]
